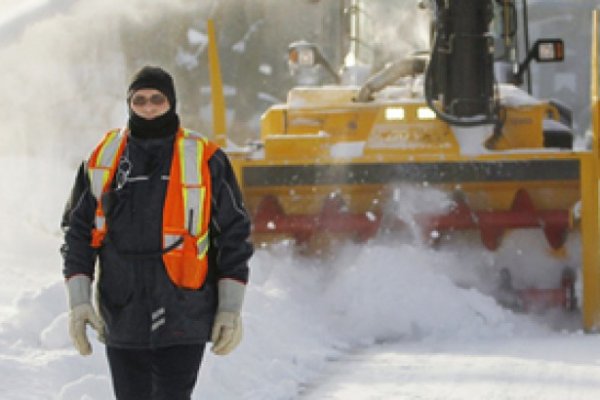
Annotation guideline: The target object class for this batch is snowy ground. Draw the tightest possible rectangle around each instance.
[2,0,600,399]
[301,335,600,400]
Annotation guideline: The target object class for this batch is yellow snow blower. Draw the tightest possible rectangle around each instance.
[207,2,600,331]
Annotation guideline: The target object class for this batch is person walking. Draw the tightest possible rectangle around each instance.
[61,66,253,400]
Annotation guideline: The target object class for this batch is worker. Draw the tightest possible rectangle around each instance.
[60,66,253,400]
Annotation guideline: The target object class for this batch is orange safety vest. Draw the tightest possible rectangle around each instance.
[87,127,218,289]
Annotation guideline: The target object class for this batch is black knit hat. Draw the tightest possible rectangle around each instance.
[127,66,176,110]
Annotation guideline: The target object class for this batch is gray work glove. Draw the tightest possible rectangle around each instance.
[211,279,246,356]
[66,275,104,356]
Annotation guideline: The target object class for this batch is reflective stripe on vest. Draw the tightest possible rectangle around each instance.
[89,129,125,199]
[87,127,217,289]
[179,134,205,232]
[87,128,128,247]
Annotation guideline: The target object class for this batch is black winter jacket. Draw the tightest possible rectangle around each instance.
[61,132,253,348]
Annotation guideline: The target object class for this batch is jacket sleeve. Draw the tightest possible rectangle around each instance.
[60,161,98,280]
[208,149,253,284]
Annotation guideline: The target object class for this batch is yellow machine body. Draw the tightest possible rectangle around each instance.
[207,9,600,331]
[229,86,579,238]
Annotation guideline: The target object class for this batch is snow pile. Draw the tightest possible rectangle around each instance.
[452,125,495,155]
[323,245,530,345]
[0,231,551,399]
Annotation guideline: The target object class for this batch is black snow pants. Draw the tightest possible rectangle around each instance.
[106,344,205,400]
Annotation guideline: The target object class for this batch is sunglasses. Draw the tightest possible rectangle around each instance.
[131,93,167,107]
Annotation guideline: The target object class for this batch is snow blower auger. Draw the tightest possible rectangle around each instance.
[495,267,577,313]
[207,2,600,330]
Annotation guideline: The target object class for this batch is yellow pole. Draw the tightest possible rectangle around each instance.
[591,10,599,156]
[207,19,227,147]
[581,155,600,331]
[582,9,600,331]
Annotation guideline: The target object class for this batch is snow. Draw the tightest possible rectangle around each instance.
[329,141,365,158]
[0,0,50,26]
[231,20,264,54]
[187,28,207,46]
[176,28,209,70]
[303,335,600,399]
[452,125,495,155]
[1,1,599,399]
[499,84,544,107]
[259,64,273,76]
[256,91,280,104]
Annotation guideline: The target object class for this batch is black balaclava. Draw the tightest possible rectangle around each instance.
[127,66,179,140]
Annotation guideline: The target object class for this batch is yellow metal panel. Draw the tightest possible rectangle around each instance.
[582,10,600,331]
[592,10,599,156]
[264,133,330,159]
[364,104,459,156]
[260,106,286,138]
[581,154,600,331]
[494,105,546,150]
